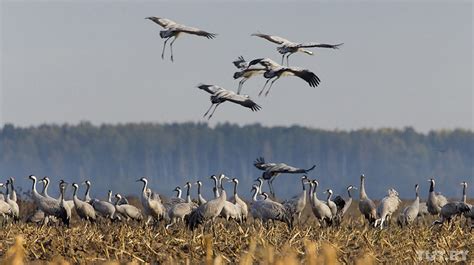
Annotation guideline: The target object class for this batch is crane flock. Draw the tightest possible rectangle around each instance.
[0,172,472,231]
[0,17,471,236]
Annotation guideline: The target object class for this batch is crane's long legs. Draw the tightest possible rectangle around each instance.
[203,103,215,117]
[208,103,221,119]
[237,78,247,95]
[265,76,280,96]
[259,79,271,96]
[286,53,292,67]
[268,178,275,197]
[169,36,178,62]
[161,37,171,60]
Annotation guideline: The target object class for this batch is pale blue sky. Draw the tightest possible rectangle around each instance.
[1,1,472,132]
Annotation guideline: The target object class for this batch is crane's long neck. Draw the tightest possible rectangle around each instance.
[308,184,313,204]
[233,182,238,196]
[252,188,258,202]
[213,178,220,198]
[348,189,353,198]
[59,187,65,203]
[326,192,332,202]
[5,182,10,198]
[141,181,148,199]
[85,183,91,200]
[31,178,38,196]
[258,180,263,195]
[462,185,466,203]
[429,181,434,193]
[44,180,50,197]
[72,186,78,200]
[108,191,112,203]
[219,181,227,202]
[313,184,319,201]
[186,185,191,203]
[360,178,368,199]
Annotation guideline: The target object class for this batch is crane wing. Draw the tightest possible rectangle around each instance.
[175,25,217,39]
[254,157,277,170]
[221,92,262,111]
[197,84,222,95]
[333,196,346,211]
[296,42,344,49]
[251,33,292,45]
[145,17,177,28]
[233,56,248,69]
[285,68,321,87]
[271,163,316,174]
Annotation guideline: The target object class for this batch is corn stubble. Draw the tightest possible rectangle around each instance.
[0,206,472,264]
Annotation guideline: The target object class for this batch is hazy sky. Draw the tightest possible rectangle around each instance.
[1,1,472,132]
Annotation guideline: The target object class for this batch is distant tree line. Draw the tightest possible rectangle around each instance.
[0,122,472,200]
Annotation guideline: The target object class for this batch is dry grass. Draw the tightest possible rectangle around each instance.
[1,202,472,263]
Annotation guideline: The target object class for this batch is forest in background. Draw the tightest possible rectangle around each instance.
[0,122,472,200]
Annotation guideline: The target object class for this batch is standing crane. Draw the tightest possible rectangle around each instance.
[114,194,143,221]
[251,32,343,66]
[196,180,207,206]
[72,183,96,222]
[333,185,357,225]
[253,157,316,197]
[166,182,197,229]
[308,180,333,227]
[397,184,420,227]
[198,84,262,119]
[187,174,229,231]
[282,175,308,226]
[375,188,401,229]
[4,179,19,222]
[137,177,166,224]
[145,17,216,62]
[229,178,248,222]
[90,190,116,220]
[426,178,448,215]
[358,174,376,225]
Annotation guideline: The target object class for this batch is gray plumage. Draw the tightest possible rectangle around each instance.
[251,32,343,66]
[8,177,17,202]
[232,56,267,94]
[0,183,12,222]
[324,189,338,217]
[114,194,143,221]
[72,183,96,222]
[187,174,228,230]
[230,178,248,222]
[196,181,207,206]
[283,176,309,226]
[137,177,166,224]
[460,182,473,221]
[246,58,320,96]
[83,180,92,203]
[333,185,357,224]
[426,178,448,215]
[433,202,471,226]
[375,188,401,229]
[358,174,377,225]
[398,184,420,227]
[308,180,333,227]
[4,180,19,221]
[29,176,70,226]
[43,177,74,210]
[90,190,116,220]
[250,187,291,228]
[253,157,316,197]
[166,182,197,228]
[145,16,216,62]
[198,84,262,119]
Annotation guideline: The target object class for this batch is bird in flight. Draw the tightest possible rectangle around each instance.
[253,157,316,197]
[145,17,217,62]
[197,84,262,119]
[232,56,267,95]
[251,33,343,66]
[247,58,321,96]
